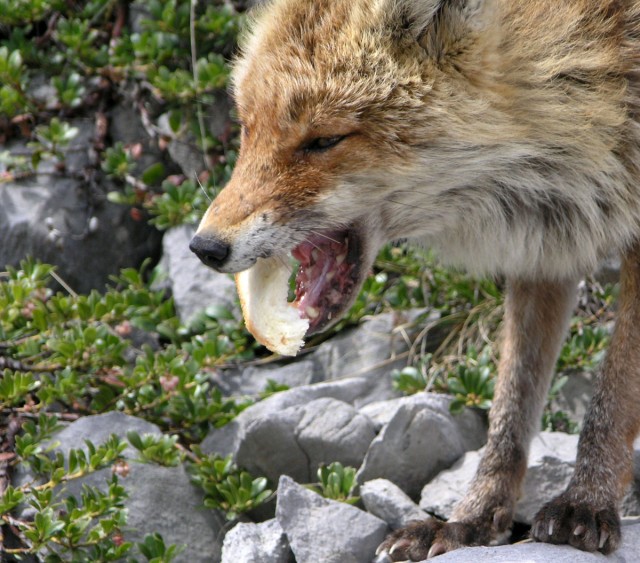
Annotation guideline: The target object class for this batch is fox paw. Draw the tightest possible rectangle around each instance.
[374,518,492,561]
[532,495,621,554]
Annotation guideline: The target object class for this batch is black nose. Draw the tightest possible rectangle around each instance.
[189,234,230,270]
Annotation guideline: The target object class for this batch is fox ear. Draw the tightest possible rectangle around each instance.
[386,0,488,41]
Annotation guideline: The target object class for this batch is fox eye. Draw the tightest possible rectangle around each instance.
[302,135,346,153]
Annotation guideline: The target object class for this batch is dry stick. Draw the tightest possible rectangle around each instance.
[49,270,77,299]
[0,356,53,373]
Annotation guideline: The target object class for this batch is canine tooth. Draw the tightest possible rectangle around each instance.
[312,249,319,261]
[306,306,320,319]
[336,253,346,265]
[326,271,335,281]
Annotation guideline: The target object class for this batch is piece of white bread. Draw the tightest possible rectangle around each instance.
[235,256,309,356]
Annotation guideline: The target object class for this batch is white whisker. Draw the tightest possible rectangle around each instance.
[195,173,212,202]
[309,229,341,245]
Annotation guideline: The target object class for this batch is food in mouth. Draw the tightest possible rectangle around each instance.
[235,256,309,356]
[235,229,361,356]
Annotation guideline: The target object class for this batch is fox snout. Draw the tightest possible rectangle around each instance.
[188,168,280,273]
[189,234,230,271]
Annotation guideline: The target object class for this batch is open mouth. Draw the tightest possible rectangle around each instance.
[291,228,363,335]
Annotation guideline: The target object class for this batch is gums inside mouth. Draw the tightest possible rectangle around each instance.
[291,229,360,334]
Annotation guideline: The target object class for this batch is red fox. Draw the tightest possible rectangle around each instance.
[190,0,640,558]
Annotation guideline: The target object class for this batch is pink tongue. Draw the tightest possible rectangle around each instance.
[291,232,352,329]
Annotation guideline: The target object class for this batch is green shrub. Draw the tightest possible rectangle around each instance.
[311,462,359,505]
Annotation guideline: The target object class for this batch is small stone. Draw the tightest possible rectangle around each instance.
[276,475,389,563]
[221,519,293,563]
[361,478,430,530]
[357,393,487,498]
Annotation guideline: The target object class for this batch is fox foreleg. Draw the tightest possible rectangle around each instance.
[532,241,640,554]
[376,278,577,561]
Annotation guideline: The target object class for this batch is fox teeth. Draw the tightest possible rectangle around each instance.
[311,249,319,261]
[326,271,335,281]
[306,306,320,319]
[336,253,346,265]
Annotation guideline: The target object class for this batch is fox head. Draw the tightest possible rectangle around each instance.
[190,0,630,331]
[192,0,499,265]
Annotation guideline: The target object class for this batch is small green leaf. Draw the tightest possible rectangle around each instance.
[168,109,182,133]
[141,162,166,186]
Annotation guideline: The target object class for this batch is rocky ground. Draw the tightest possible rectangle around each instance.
[15,363,640,562]
[8,228,640,562]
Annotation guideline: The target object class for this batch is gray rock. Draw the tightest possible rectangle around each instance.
[156,94,232,179]
[129,0,152,34]
[551,371,594,430]
[46,411,162,458]
[234,397,376,483]
[113,462,224,562]
[420,432,640,523]
[515,432,579,523]
[295,397,377,474]
[213,308,438,400]
[357,393,487,498]
[0,117,162,293]
[108,103,165,174]
[212,360,316,398]
[14,412,224,562]
[27,72,58,110]
[361,479,430,530]
[201,378,373,458]
[235,403,308,482]
[221,519,293,563]
[413,521,640,562]
[308,310,439,406]
[158,224,238,324]
[419,449,480,519]
[276,475,389,563]
[623,449,640,517]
